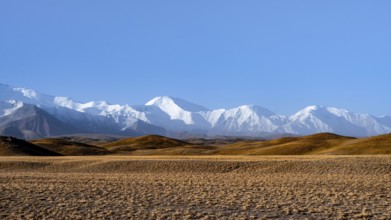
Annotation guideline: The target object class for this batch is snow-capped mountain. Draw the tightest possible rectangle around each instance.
[285,105,379,136]
[204,105,288,136]
[145,96,211,130]
[0,103,83,139]
[0,83,390,139]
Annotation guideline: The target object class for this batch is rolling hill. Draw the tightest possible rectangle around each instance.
[103,135,192,153]
[319,133,391,155]
[218,133,356,155]
[218,133,391,155]
[1,133,390,156]
[0,136,60,156]
[31,138,111,156]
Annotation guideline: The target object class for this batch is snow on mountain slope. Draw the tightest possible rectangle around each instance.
[200,109,226,127]
[208,105,288,134]
[286,105,391,136]
[0,83,55,106]
[0,104,83,139]
[0,83,390,137]
[146,96,208,112]
[145,96,210,127]
[0,83,147,130]
[132,104,195,131]
[0,100,24,117]
[378,116,391,128]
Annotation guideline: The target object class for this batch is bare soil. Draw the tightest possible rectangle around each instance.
[0,155,390,219]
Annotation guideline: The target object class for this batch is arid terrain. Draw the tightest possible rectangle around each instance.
[0,155,390,219]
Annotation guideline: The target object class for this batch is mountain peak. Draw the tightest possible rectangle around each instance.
[300,105,353,117]
[15,87,38,99]
[235,105,276,117]
[303,105,325,111]
[0,83,54,107]
[294,105,350,118]
[0,83,38,98]
[146,96,209,112]
[146,96,175,105]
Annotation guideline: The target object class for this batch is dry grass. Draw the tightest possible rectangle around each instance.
[31,138,111,156]
[0,136,60,156]
[102,135,192,153]
[3,133,388,156]
[0,155,390,219]
[321,133,391,155]
[219,133,391,155]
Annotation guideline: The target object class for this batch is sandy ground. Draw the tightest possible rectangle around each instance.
[0,155,390,219]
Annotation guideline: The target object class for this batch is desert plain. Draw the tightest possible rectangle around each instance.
[0,155,390,219]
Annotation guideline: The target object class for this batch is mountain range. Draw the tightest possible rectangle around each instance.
[0,83,390,139]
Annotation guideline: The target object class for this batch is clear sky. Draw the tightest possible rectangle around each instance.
[0,1,390,116]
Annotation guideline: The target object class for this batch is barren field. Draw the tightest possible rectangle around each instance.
[0,156,390,219]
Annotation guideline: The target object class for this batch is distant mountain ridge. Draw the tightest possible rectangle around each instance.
[0,83,390,139]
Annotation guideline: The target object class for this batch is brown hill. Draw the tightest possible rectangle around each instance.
[2,132,390,156]
[103,135,192,153]
[319,133,391,155]
[0,136,61,156]
[218,133,356,155]
[52,135,122,145]
[32,138,111,156]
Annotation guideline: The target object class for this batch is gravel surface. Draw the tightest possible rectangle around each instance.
[0,155,390,219]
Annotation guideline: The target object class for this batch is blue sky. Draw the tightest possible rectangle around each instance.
[0,1,390,115]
